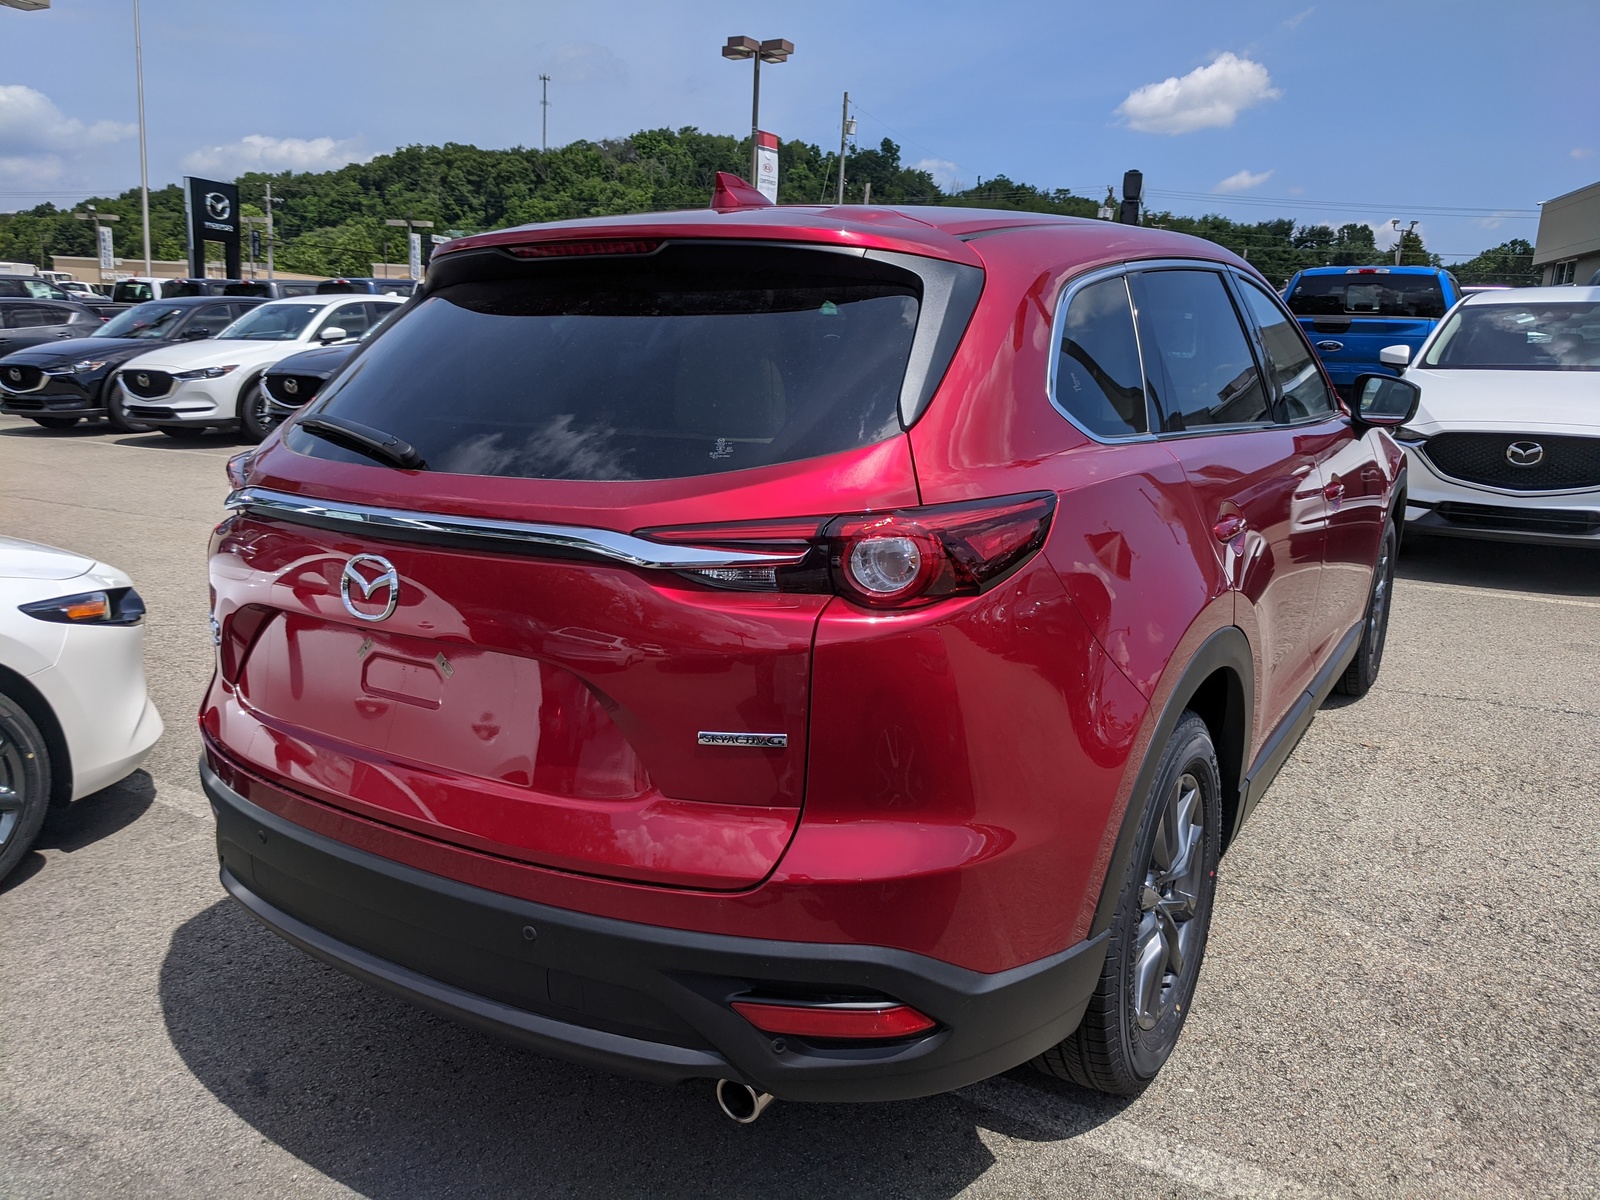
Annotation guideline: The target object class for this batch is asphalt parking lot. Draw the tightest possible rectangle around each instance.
[1,412,1596,1199]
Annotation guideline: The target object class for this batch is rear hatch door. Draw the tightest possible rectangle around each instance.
[210,238,979,889]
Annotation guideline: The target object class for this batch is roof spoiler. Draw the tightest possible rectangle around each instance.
[711,171,772,211]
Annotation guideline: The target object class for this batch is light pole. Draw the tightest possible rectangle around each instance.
[74,204,121,285]
[539,73,551,152]
[386,216,435,279]
[133,0,151,276]
[721,36,792,186]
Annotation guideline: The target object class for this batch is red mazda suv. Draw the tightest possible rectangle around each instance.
[202,183,1420,1113]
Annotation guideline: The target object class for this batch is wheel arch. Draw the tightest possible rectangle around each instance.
[0,662,72,807]
[1089,625,1253,938]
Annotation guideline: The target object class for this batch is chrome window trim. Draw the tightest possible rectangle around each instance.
[225,487,811,570]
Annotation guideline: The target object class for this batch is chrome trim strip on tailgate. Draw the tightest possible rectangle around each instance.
[225,486,810,570]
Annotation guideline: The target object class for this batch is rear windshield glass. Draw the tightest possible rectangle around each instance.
[113,281,153,303]
[291,245,921,481]
[1286,272,1447,319]
[1422,302,1600,370]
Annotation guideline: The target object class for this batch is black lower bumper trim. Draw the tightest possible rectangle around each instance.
[203,758,1107,1102]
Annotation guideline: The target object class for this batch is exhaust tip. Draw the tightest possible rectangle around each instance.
[715,1079,775,1125]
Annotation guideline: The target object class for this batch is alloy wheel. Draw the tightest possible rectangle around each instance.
[1131,771,1206,1030]
[0,723,27,848]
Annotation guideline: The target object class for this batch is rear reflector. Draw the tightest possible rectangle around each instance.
[730,1000,937,1040]
[503,239,663,259]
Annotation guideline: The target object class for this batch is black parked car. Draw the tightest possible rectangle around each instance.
[0,298,104,359]
[257,341,359,435]
[1,275,128,322]
[0,296,265,431]
[315,276,416,296]
[223,279,323,299]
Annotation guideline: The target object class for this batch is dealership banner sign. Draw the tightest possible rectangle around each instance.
[183,176,241,279]
[97,224,115,274]
[755,131,779,204]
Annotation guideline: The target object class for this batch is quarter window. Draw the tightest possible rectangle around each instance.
[1236,279,1337,421]
[1052,276,1147,438]
[1130,270,1273,431]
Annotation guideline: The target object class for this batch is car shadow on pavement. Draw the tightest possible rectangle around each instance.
[0,770,157,895]
[108,431,245,452]
[1398,533,1600,597]
[0,420,109,439]
[159,900,1129,1199]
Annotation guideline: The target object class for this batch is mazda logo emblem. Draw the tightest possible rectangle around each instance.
[282,378,299,395]
[339,554,400,622]
[135,373,149,387]
[205,191,231,221]
[6,368,18,381]
[1505,441,1544,468]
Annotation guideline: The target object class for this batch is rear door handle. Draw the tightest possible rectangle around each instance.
[1212,514,1247,543]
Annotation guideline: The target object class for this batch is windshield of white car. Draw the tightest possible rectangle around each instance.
[215,303,323,341]
[1422,302,1600,371]
[95,302,186,339]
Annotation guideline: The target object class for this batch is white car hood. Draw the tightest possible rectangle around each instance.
[0,535,94,581]
[1406,368,1600,434]
[121,336,315,375]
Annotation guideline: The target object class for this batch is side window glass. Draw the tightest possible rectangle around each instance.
[1052,276,1147,438]
[320,304,369,338]
[188,305,235,336]
[10,305,56,328]
[1129,270,1273,432]
[1236,279,1337,421]
[365,302,399,332]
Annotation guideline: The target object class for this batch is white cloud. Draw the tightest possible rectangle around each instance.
[911,158,963,190]
[1283,6,1315,28]
[1573,148,1594,160]
[1116,53,1282,135]
[182,134,371,177]
[1216,168,1273,193]
[0,84,135,155]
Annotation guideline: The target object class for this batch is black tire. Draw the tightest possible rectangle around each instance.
[237,377,277,443]
[104,378,152,434]
[1034,712,1222,1095]
[32,416,80,430]
[157,425,210,440]
[0,693,52,885]
[1334,519,1397,698]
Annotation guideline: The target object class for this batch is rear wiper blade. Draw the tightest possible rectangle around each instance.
[298,415,427,471]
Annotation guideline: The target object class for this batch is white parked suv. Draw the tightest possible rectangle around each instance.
[116,294,404,440]
[1388,286,1600,546]
[0,537,162,883]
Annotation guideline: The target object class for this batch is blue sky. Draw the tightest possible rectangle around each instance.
[2,0,1596,261]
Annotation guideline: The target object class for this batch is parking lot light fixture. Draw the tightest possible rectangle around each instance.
[722,35,792,187]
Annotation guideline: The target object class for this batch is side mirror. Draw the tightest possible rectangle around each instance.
[318,326,347,343]
[1353,373,1421,428]
[182,327,212,340]
[1378,344,1411,368]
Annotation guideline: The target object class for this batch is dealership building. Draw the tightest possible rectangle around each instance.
[1533,180,1600,286]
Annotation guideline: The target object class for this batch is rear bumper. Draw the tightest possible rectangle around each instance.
[202,757,1108,1102]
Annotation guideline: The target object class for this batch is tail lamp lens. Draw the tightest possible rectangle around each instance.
[731,1000,937,1040]
[653,493,1056,609]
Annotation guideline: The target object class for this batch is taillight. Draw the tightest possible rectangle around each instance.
[225,451,253,490]
[643,492,1056,609]
[730,999,937,1040]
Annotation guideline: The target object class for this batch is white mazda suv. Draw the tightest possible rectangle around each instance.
[1388,286,1600,546]
[116,293,404,441]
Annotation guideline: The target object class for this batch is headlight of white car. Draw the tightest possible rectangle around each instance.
[1393,426,1429,445]
[18,587,146,626]
[174,364,239,381]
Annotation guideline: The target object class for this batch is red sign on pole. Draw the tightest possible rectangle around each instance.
[755,130,779,203]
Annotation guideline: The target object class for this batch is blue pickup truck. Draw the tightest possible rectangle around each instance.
[1281,265,1462,398]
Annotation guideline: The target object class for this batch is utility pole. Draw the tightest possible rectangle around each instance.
[836,92,851,205]
[539,74,551,152]
[264,182,277,279]
[1392,219,1418,266]
[133,0,151,276]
